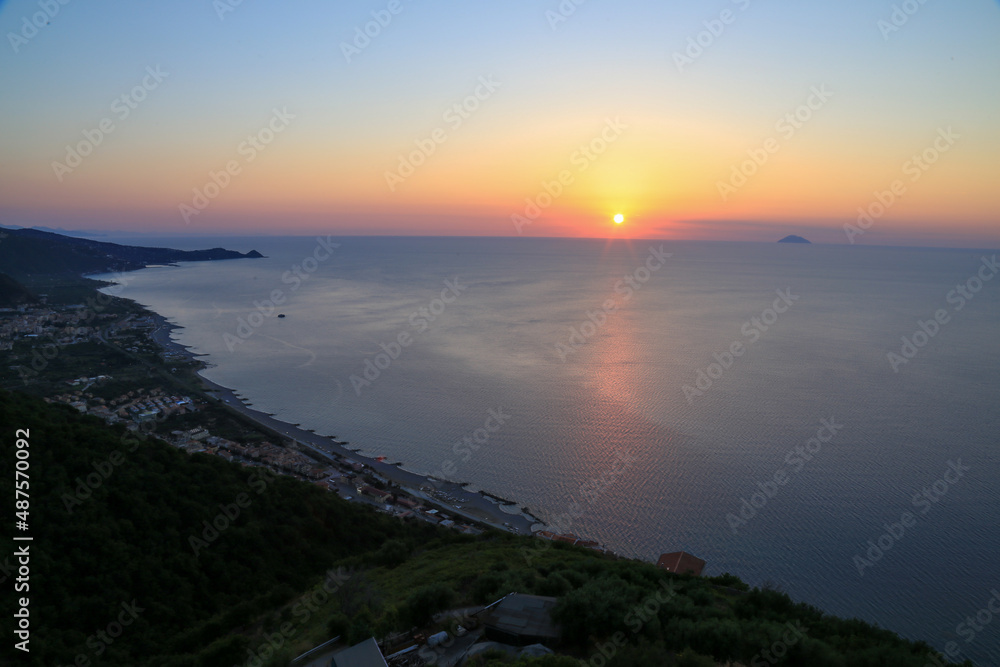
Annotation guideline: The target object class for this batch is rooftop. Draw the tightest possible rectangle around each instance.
[656,551,706,576]
[329,637,388,667]
[480,593,561,644]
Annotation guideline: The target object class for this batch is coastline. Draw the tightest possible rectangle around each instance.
[147,312,543,536]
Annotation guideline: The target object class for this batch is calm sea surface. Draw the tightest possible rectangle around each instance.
[97,237,1000,665]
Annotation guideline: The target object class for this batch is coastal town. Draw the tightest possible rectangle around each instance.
[0,302,116,350]
[0,298,608,547]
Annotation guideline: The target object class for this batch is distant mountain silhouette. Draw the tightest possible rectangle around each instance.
[0,228,262,280]
[778,235,811,244]
[3,225,107,238]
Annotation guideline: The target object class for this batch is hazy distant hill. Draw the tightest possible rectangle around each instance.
[0,272,39,306]
[0,227,262,280]
[778,235,811,244]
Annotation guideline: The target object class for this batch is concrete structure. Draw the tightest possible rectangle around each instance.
[479,593,561,647]
[328,637,388,667]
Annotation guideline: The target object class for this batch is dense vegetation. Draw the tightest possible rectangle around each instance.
[0,391,969,667]
[0,390,449,666]
[0,272,38,306]
[367,539,967,667]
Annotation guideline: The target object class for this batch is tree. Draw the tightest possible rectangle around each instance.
[401,583,454,628]
[374,539,411,567]
[551,577,640,646]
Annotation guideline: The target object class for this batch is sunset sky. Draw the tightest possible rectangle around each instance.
[1,0,998,246]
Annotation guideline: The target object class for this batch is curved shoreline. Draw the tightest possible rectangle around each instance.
[149,313,543,536]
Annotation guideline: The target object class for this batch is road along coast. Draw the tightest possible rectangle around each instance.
[147,312,540,535]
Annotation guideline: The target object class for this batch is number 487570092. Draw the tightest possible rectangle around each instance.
[15,429,30,530]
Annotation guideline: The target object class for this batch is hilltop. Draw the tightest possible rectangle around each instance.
[0,227,262,281]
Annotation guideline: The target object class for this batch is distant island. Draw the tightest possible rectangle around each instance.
[778,235,811,244]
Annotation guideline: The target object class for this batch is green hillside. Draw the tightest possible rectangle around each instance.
[0,390,449,667]
[0,391,969,667]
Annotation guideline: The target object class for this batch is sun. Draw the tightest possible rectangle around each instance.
[613,214,624,224]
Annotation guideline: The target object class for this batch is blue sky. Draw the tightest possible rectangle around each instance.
[1,0,998,245]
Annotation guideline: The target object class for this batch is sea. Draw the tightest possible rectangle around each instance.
[95,236,1000,665]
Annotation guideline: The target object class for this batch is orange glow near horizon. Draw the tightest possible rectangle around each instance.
[1,3,999,247]
[2,99,997,245]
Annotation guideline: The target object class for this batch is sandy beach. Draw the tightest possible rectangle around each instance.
[149,314,541,536]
